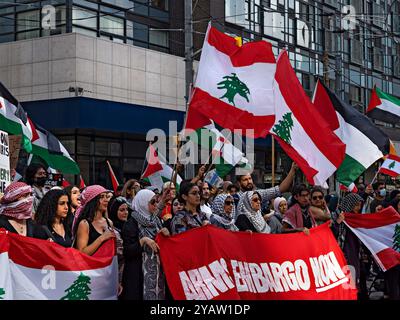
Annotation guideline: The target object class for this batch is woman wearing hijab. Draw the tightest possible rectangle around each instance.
[209,194,238,231]
[235,191,271,233]
[267,197,288,234]
[0,182,42,238]
[108,196,130,295]
[131,189,169,300]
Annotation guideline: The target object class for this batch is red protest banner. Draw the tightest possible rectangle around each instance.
[156,223,357,300]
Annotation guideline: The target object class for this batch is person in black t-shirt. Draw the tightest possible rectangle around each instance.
[35,189,72,247]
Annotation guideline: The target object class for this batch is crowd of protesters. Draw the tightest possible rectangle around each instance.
[0,162,399,300]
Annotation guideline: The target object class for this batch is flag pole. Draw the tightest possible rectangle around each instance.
[369,165,381,186]
[271,135,275,187]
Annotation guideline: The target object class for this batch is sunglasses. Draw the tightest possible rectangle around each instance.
[312,195,324,200]
[251,198,261,203]
[225,201,234,205]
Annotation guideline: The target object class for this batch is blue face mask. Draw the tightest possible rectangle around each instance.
[379,189,386,197]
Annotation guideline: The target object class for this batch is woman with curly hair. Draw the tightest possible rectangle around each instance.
[63,185,81,231]
[72,185,115,256]
[35,189,72,247]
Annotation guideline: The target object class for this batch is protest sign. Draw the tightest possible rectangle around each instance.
[0,130,10,193]
[157,223,357,300]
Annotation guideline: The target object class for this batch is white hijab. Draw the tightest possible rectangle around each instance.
[132,189,155,217]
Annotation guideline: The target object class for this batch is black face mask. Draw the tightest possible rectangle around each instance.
[35,176,47,187]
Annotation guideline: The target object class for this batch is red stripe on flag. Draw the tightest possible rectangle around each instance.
[79,175,86,189]
[344,207,400,229]
[379,167,400,178]
[388,154,400,162]
[107,160,119,193]
[0,230,9,253]
[273,135,319,185]
[313,80,340,131]
[185,103,212,131]
[275,52,346,169]
[141,144,164,178]
[367,87,381,113]
[190,88,275,138]
[7,232,115,270]
[207,26,276,67]
[28,117,40,142]
[376,248,400,271]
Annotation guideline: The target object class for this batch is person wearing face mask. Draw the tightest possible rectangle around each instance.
[0,182,43,238]
[24,163,49,216]
[370,182,389,212]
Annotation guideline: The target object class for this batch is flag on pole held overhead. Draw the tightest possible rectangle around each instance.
[379,154,400,177]
[367,87,400,125]
[339,183,358,193]
[79,175,86,189]
[106,160,120,192]
[0,230,118,300]
[184,105,249,178]
[344,207,400,272]
[189,24,276,138]
[27,118,80,174]
[0,82,32,152]
[271,51,346,187]
[141,144,182,191]
[313,80,390,187]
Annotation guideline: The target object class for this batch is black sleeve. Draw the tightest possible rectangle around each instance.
[235,215,257,232]
[32,225,50,240]
[121,218,142,260]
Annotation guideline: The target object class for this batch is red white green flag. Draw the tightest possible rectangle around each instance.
[0,230,118,300]
[271,51,346,187]
[189,24,276,138]
[379,154,400,177]
[344,207,400,272]
[106,160,120,192]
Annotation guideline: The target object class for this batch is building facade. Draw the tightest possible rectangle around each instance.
[0,0,399,187]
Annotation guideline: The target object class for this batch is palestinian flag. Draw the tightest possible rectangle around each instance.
[106,160,120,192]
[339,182,358,193]
[0,82,32,152]
[141,144,182,191]
[79,175,86,189]
[271,51,346,187]
[367,87,400,124]
[189,24,276,138]
[0,230,118,300]
[379,154,400,177]
[313,80,390,187]
[344,207,400,271]
[184,105,249,178]
[28,118,80,174]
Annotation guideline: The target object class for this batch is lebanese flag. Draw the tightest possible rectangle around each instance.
[379,154,400,177]
[367,87,400,125]
[0,230,118,300]
[189,24,276,138]
[344,207,400,271]
[141,144,182,191]
[0,81,33,152]
[28,118,80,174]
[271,51,346,187]
[313,80,390,187]
[106,160,120,192]
[339,183,358,193]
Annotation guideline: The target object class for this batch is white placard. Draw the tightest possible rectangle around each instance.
[0,130,11,193]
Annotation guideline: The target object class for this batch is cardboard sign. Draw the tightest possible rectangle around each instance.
[8,135,22,171]
[0,131,11,193]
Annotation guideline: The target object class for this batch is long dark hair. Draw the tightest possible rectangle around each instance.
[35,189,70,232]
[24,163,47,186]
[108,196,129,230]
[72,195,102,236]
[178,182,197,204]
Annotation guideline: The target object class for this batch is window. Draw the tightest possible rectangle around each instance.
[225,0,247,26]
[149,29,168,47]
[132,21,148,42]
[150,0,168,11]
[100,15,124,36]
[73,0,99,10]
[72,7,97,29]
[102,0,133,9]
[0,15,14,34]
[17,10,40,32]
